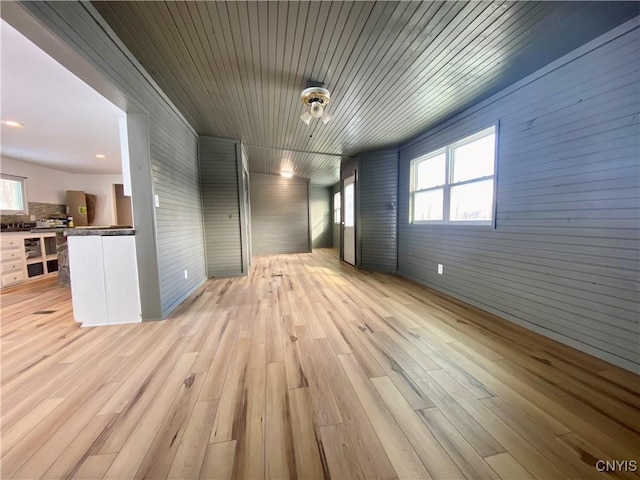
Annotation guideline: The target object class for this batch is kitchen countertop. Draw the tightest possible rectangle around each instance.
[29,227,135,236]
[2,228,59,235]
[28,227,68,233]
[65,228,135,236]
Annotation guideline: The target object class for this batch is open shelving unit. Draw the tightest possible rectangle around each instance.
[24,234,58,279]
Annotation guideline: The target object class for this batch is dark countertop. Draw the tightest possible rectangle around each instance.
[29,227,135,236]
[1,225,37,233]
[29,227,67,233]
[64,228,135,236]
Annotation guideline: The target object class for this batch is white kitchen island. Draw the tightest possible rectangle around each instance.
[67,228,141,326]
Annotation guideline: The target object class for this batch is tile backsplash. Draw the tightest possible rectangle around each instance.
[29,202,67,219]
[1,202,66,224]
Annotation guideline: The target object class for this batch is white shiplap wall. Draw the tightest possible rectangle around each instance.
[398,21,640,372]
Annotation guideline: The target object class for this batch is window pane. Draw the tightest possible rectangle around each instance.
[0,178,25,211]
[415,153,446,190]
[452,133,495,183]
[333,192,341,223]
[450,179,494,222]
[413,189,443,221]
[344,183,354,227]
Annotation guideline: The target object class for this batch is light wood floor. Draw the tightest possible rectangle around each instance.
[1,249,638,480]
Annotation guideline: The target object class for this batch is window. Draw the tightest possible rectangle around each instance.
[333,191,341,224]
[0,174,27,213]
[410,126,496,225]
[344,184,354,227]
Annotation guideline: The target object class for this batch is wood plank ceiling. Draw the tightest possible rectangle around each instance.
[92,1,638,186]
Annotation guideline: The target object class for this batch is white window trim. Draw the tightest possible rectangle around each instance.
[0,173,28,214]
[410,125,497,226]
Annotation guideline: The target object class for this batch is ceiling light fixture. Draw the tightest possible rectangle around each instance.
[280,171,294,178]
[300,86,332,125]
[1,120,24,128]
[95,154,107,159]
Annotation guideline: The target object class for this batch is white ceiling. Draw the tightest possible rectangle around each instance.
[0,20,125,174]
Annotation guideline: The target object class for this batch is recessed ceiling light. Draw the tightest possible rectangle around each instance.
[95,154,107,159]
[1,120,24,128]
[281,171,293,178]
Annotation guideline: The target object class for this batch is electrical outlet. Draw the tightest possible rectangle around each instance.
[30,215,36,221]
[437,264,444,275]
[184,269,188,279]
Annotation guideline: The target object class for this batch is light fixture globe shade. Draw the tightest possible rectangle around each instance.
[310,101,323,118]
[321,112,332,124]
[300,111,312,125]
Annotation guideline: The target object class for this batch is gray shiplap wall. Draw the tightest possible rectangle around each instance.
[10,1,207,318]
[398,22,640,372]
[250,174,310,255]
[360,149,398,272]
[310,186,332,249]
[331,183,340,249]
[152,115,206,316]
[199,136,245,278]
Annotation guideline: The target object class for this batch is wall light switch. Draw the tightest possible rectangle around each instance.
[437,264,444,275]
[184,269,188,279]
[154,194,160,208]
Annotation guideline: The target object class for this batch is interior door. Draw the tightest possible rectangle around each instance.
[343,174,356,265]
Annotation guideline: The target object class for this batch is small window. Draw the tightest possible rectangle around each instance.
[333,191,341,224]
[344,184,354,227]
[410,126,496,225]
[0,174,27,213]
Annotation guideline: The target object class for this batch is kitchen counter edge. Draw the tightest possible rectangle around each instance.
[28,228,135,236]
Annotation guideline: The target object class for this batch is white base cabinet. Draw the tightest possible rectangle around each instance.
[0,235,26,287]
[68,234,141,326]
[1,232,58,288]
